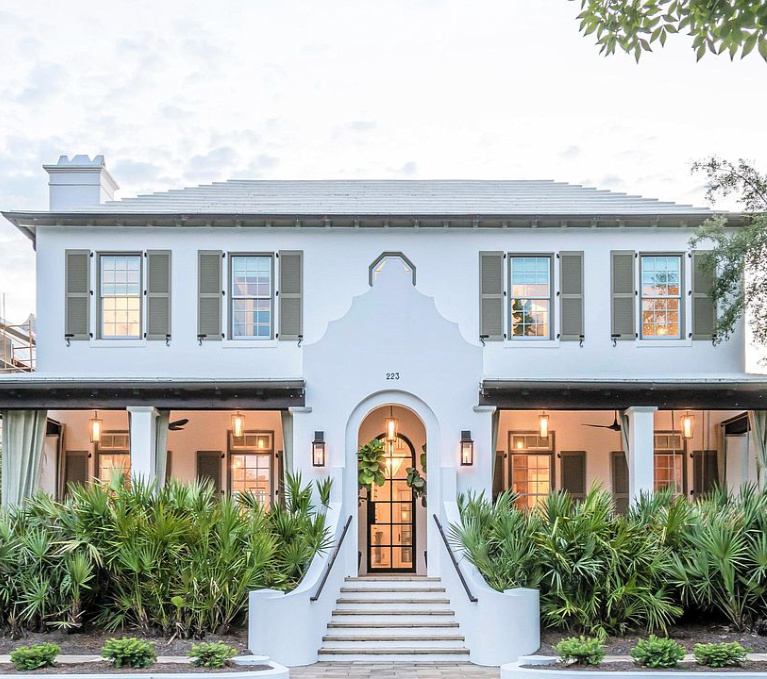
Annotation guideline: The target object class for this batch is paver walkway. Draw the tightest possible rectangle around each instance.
[291,663,499,678]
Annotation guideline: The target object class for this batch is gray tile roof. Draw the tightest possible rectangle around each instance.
[79,179,711,216]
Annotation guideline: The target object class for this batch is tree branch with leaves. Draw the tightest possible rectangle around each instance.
[690,157,767,348]
[574,0,767,62]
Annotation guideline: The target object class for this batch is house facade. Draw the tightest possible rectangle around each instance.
[1,155,766,666]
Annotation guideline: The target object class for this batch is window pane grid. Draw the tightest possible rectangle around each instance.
[510,453,552,509]
[231,256,272,339]
[230,453,272,506]
[510,257,551,338]
[100,255,141,338]
[641,256,682,339]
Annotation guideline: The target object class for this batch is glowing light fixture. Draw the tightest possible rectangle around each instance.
[89,411,103,443]
[385,407,398,443]
[386,438,408,478]
[539,411,550,438]
[460,430,474,466]
[312,431,326,467]
[231,411,245,439]
[681,412,695,440]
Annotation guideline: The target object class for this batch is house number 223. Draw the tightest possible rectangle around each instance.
[386,372,400,380]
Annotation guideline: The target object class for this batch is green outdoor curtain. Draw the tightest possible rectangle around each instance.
[0,409,48,507]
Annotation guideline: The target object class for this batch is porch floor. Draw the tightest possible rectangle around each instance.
[291,663,497,678]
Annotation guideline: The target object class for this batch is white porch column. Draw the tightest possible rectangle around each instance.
[626,406,657,501]
[127,406,158,483]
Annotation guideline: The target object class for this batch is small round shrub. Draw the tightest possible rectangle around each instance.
[189,642,238,668]
[631,635,686,668]
[554,636,605,666]
[10,643,60,671]
[693,642,748,668]
[101,637,157,669]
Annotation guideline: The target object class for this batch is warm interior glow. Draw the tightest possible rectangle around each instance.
[385,415,398,442]
[516,439,524,450]
[539,412,549,438]
[385,439,408,478]
[89,412,103,443]
[461,441,473,465]
[313,441,326,467]
[681,413,695,440]
[232,412,245,438]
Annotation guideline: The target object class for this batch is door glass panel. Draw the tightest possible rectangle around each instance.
[374,503,392,523]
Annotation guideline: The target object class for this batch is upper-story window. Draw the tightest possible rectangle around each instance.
[230,255,273,339]
[509,255,553,339]
[640,255,682,339]
[99,254,142,339]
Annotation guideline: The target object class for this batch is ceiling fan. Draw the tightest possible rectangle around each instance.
[583,410,622,432]
[168,418,189,431]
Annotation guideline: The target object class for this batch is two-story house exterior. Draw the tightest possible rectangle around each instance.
[2,155,766,666]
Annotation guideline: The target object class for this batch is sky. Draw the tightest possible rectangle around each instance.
[0,0,766,323]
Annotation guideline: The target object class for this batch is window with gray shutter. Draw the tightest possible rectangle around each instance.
[65,250,91,340]
[611,251,635,339]
[198,251,223,340]
[560,252,584,341]
[278,250,303,340]
[197,450,222,493]
[560,451,586,499]
[692,251,716,340]
[611,451,629,514]
[146,251,171,340]
[479,251,504,340]
[64,450,89,497]
[693,450,719,495]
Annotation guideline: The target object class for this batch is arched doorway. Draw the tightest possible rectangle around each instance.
[357,404,427,575]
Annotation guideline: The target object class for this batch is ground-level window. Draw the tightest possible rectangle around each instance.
[96,431,130,483]
[509,255,553,339]
[230,255,273,339]
[509,432,554,509]
[654,431,685,494]
[229,430,273,506]
[99,254,142,338]
[640,255,682,339]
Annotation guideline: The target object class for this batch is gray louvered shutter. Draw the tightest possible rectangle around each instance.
[198,251,223,340]
[692,251,716,340]
[611,451,629,514]
[64,451,88,496]
[561,451,586,499]
[560,252,584,341]
[479,251,504,340]
[278,250,303,340]
[146,250,171,340]
[65,250,90,339]
[611,251,635,339]
[197,451,222,493]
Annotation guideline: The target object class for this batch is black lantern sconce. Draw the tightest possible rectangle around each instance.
[312,431,326,467]
[460,430,474,466]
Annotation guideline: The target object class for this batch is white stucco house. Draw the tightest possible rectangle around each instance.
[1,155,766,666]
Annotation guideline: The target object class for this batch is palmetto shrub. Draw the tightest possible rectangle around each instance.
[455,484,767,634]
[0,473,330,637]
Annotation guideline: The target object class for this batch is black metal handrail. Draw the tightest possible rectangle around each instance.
[433,513,478,603]
[310,514,353,602]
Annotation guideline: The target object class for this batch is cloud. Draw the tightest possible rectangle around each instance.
[12,62,67,104]
[111,159,164,184]
[559,145,580,160]
[399,161,418,177]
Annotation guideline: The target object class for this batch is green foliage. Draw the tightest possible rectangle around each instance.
[574,0,767,62]
[188,641,238,668]
[0,476,329,637]
[10,643,60,670]
[554,636,605,666]
[453,487,682,635]
[693,641,749,668]
[102,637,157,668]
[406,466,427,506]
[511,298,538,336]
[630,635,686,668]
[357,439,386,493]
[317,477,334,509]
[690,158,767,349]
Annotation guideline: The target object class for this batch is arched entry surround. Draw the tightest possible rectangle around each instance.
[344,390,442,577]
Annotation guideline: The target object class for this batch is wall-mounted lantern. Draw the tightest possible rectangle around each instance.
[460,430,474,466]
[231,411,245,439]
[312,431,326,467]
[89,411,103,443]
[539,411,550,438]
[681,412,695,440]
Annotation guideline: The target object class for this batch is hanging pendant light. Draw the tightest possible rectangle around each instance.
[681,411,695,440]
[385,406,398,443]
[89,411,103,443]
[231,411,245,439]
[539,411,549,438]
[385,438,408,478]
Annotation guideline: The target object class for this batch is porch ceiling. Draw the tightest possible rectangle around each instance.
[480,378,767,410]
[0,378,305,409]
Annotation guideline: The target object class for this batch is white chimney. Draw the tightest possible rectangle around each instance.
[43,155,119,210]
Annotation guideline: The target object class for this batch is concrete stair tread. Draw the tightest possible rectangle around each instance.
[318,647,470,655]
[328,621,460,628]
[337,598,451,604]
[323,635,465,642]
[345,576,441,581]
[331,609,455,616]
[340,587,446,593]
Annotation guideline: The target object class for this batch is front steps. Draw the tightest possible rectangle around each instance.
[318,576,470,662]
